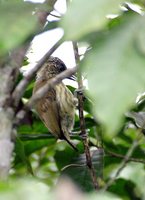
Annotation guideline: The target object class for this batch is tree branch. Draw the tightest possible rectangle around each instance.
[12,37,63,108]
[103,138,140,191]
[73,42,99,190]
[0,46,29,179]
[0,108,14,180]
[106,150,145,164]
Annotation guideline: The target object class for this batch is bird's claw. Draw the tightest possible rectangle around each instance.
[74,87,84,95]
[74,88,86,102]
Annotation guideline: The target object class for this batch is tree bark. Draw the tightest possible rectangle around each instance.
[0,65,16,179]
[0,108,14,179]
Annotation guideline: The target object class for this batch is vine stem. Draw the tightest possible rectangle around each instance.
[72,42,99,190]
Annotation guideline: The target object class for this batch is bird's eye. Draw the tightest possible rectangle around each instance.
[59,62,67,72]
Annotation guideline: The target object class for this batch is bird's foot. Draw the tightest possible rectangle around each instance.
[74,87,84,96]
[70,131,81,136]
[74,88,86,102]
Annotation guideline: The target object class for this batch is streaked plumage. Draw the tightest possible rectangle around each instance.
[33,57,77,150]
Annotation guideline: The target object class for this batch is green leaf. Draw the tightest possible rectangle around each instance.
[87,192,122,200]
[109,178,138,199]
[23,80,34,99]
[18,118,48,134]
[82,12,145,137]
[119,163,145,199]
[25,139,56,154]
[60,0,125,40]
[54,146,79,170]
[55,148,104,191]
[0,0,37,55]
[14,137,33,174]
[0,179,51,200]
[14,139,55,167]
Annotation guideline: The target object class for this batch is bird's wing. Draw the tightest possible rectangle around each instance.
[35,85,77,151]
[35,89,62,138]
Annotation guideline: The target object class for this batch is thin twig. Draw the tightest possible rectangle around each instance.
[19,132,81,141]
[15,66,77,125]
[106,150,145,164]
[73,42,99,190]
[12,37,63,108]
[61,163,86,171]
[19,133,54,140]
[49,12,61,18]
[103,138,140,191]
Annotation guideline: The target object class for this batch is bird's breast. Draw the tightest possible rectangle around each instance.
[55,83,75,114]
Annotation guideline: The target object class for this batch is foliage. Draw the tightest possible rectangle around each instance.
[0,0,37,56]
[0,0,145,199]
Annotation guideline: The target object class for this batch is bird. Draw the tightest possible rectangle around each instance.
[33,56,78,151]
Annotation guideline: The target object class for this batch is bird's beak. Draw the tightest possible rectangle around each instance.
[67,75,77,81]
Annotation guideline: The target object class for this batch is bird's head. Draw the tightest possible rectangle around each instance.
[36,56,76,81]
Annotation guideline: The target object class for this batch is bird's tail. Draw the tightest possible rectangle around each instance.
[60,134,78,152]
[65,136,78,152]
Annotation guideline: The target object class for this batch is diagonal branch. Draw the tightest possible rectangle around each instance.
[12,37,63,108]
[106,150,145,164]
[103,137,140,191]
